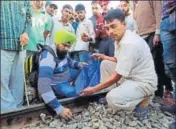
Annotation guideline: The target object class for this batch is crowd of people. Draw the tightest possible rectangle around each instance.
[1,0,175,128]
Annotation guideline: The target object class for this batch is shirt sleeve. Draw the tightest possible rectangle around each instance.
[115,43,138,77]
[67,56,80,69]
[45,15,53,32]
[88,20,96,43]
[38,51,64,115]
[133,18,138,32]
[23,1,32,34]
[153,1,162,34]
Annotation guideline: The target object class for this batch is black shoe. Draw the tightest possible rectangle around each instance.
[155,89,163,97]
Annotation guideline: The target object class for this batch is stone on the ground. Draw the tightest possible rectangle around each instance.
[22,98,175,129]
[128,121,137,127]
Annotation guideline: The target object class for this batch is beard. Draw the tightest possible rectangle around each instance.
[56,49,67,60]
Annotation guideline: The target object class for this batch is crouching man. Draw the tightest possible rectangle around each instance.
[81,9,157,119]
[38,30,85,119]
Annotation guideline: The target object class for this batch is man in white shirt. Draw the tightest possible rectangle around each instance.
[73,4,95,51]
[120,0,137,32]
[81,9,157,119]
[48,4,75,45]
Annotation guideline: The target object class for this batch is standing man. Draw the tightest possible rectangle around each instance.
[71,11,79,34]
[45,1,58,17]
[1,1,32,112]
[98,0,110,16]
[160,1,176,128]
[26,1,53,54]
[120,0,137,32]
[81,9,157,120]
[49,4,75,45]
[89,1,102,33]
[97,0,115,57]
[134,1,173,97]
[89,0,102,53]
[73,4,95,52]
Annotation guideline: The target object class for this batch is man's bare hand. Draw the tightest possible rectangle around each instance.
[80,87,96,96]
[60,108,72,120]
[92,53,106,60]
[20,32,29,46]
[153,34,160,46]
[81,33,89,42]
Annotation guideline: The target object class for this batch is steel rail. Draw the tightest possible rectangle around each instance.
[1,89,109,119]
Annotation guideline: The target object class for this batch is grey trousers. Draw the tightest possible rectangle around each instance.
[101,60,152,111]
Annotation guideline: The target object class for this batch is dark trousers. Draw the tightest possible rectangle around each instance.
[99,37,115,57]
[144,33,173,95]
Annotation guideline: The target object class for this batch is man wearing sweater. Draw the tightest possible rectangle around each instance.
[38,30,85,119]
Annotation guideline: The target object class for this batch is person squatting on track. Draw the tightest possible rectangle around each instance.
[81,9,158,120]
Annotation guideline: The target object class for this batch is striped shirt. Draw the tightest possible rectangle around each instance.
[0,1,32,50]
[38,45,81,115]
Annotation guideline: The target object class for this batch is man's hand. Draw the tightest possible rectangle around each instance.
[81,33,89,42]
[96,23,104,32]
[92,53,106,60]
[153,34,160,46]
[20,32,29,46]
[80,87,96,96]
[60,108,72,120]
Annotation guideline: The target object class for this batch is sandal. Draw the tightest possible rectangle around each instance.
[134,106,148,120]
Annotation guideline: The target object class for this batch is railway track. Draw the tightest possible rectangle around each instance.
[1,89,109,129]
[1,88,174,129]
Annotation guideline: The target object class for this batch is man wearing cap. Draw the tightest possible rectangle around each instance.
[73,4,95,52]
[45,1,58,17]
[81,9,157,119]
[38,30,87,119]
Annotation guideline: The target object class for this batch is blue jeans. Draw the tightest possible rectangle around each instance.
[53,82,77,97]
[161,30,176,83]
[1,50,25,112]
